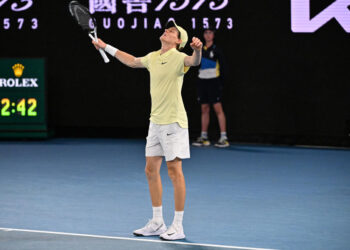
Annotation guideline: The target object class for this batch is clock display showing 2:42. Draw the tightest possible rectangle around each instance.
[1,98,37,117]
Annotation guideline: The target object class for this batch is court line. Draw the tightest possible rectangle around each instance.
[0,227,279,250]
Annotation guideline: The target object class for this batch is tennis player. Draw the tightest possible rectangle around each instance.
[92,21,202,241]
[192,27,229,148]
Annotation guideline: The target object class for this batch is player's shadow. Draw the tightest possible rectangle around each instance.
[131,235,217,249]
[164,239,216,250]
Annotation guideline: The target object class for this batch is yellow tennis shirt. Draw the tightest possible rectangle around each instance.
[141,48,190,128]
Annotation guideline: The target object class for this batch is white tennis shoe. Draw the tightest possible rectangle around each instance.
[159,224,185,241]
[133,219,167,236]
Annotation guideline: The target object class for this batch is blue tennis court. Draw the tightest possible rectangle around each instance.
[0,139,349,250]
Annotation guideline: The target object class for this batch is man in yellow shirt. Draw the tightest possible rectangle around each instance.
[92,21,202,241]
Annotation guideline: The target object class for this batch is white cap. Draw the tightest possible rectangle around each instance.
[166,20,188,49]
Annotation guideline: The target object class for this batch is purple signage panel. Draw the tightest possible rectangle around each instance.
[291,0,350,33]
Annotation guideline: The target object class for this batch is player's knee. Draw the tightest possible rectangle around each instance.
[145,165,159,180]
[167,167,183,182]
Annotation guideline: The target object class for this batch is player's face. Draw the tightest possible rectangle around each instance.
[203,30,214,43]
[160,27,181,47]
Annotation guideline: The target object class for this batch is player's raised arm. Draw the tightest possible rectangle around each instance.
[184,37,203,67]
[92,39,144,68]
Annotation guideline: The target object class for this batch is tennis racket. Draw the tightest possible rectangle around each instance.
[69,1,110,63]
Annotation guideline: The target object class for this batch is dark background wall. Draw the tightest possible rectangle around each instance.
[1,0,350,146]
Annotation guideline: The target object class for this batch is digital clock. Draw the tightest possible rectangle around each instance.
[1,98,38,117]
[0,58,47,138]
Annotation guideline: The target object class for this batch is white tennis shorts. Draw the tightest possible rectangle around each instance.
[145,121,190,162]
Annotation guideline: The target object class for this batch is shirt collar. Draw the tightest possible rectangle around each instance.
[159,47,176,57]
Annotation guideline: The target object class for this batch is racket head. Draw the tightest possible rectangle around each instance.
[69,1,96,32]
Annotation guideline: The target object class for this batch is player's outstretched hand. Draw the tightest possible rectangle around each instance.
[190,37,203,52]
[92,38,107,50]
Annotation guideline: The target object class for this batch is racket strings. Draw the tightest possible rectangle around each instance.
[69,2,95,31]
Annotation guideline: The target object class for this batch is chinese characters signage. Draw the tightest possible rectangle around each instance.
[89,0,117,14]
[89,0,229,14]
[88,0,233,30]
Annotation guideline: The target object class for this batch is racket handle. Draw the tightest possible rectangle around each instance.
[99,49,110,63]
[89,34,110,64]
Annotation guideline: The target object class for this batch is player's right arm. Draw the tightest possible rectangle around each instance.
[92,39,144,68]
[115,50,144,68]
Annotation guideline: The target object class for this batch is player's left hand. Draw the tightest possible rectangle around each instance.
[190,37,203,52]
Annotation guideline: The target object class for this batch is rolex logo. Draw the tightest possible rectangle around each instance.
[0,62,38,88]
[12,63,25,78]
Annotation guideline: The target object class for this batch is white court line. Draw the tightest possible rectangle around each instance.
[0,227,279,250]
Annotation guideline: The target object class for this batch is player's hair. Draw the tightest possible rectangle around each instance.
[176,30,183,51]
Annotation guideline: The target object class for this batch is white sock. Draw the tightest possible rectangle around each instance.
[152,206,163,223]
[201,131,208,139]
[220,132,227,140]
[172,211,184,227]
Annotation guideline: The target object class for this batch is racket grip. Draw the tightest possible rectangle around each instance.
[89,34,110,63]
[99,49,110,63]
[89,33,95,41]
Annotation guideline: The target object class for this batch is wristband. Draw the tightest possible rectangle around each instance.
[105,44,118,57]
